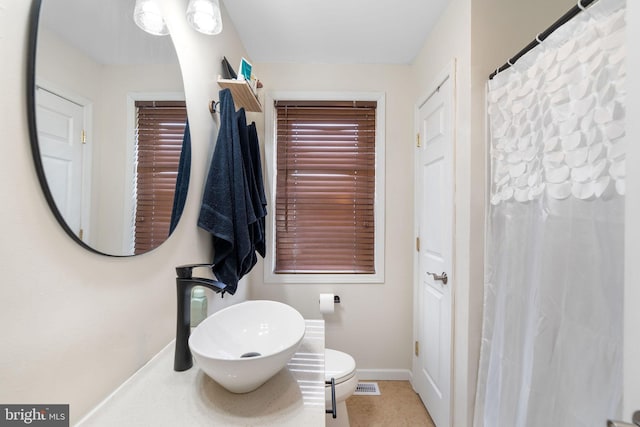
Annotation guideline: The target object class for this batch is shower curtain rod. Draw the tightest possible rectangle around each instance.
[489,0,599,79]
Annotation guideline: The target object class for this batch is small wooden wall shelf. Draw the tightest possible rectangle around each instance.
[217,77,262,112]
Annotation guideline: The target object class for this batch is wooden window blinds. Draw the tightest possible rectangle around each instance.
[134,100,187,254]
[274,100,377,274]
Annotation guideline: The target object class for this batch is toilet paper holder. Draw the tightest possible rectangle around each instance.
[320,294,341,304]
[319,294,341,314]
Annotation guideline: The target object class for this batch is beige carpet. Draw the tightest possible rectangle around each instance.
[346,380,435,427]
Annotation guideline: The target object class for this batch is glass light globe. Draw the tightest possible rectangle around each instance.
[186,0,223,35]
[133,0,169,36]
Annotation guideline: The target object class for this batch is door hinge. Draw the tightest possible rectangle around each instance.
[416,132,421,148]
[416,237,420,252]
[415,340,420,357]
[81,129,86,144]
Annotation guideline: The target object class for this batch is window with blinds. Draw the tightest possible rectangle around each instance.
[134,100,187,254]
[274,100,377,274]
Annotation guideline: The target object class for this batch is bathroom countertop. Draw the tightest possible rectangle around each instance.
[77,320,325,427]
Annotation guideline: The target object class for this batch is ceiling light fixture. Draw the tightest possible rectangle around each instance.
[186,0,223,35]
[133,0,169,36]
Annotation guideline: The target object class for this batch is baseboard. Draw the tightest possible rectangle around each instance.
[356,368,411,381]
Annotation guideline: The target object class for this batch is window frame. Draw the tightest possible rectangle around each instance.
[264,91,386,284]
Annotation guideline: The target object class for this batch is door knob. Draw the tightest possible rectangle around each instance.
[427,272,448,285]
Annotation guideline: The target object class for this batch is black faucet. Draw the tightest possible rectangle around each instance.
[174,264,228,372]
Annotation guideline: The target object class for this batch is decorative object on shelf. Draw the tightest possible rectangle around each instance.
[237,57,261,94]
[238,57,252,81]
[221,56,237,79]
[186,0,223,35]
[133,0,169,36]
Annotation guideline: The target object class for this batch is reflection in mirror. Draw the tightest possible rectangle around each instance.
[28,0,191,256]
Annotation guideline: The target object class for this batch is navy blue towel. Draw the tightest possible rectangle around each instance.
[198,90,253,294]
[236,108,258,277]
[248,122,267,257]
[169,121,191,235]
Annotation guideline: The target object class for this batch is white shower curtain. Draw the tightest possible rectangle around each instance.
[475,1,626,426]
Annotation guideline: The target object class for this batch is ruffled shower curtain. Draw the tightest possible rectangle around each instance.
[474,1,626,426]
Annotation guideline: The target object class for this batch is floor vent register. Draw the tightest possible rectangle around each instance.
[353,382,381,396]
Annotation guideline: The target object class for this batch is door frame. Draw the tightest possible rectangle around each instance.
[412,59,457,426]
[35,79,93,244]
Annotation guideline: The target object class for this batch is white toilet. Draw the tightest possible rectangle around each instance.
[325,348,358,427]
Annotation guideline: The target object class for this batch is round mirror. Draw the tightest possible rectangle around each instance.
[27,0,191,256]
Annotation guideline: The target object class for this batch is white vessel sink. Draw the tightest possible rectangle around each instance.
[188,300,305,393]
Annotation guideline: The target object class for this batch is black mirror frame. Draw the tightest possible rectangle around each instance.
[26,0,107,256]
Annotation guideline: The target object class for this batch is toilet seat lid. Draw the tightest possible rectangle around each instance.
[325,349,356,383]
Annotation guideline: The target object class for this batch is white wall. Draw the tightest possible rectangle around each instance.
[36,27,104,101]
[248,62,416,375]
[0,0,249,423]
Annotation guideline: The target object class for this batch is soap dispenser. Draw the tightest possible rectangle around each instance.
[190,287,208,327]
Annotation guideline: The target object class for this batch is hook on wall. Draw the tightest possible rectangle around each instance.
[209,100,220,114]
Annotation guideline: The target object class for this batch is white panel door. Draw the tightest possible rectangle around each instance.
[414,72,454,427]
[36,87,84,236]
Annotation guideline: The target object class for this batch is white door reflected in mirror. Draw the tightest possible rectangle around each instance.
[36,87,86,240]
